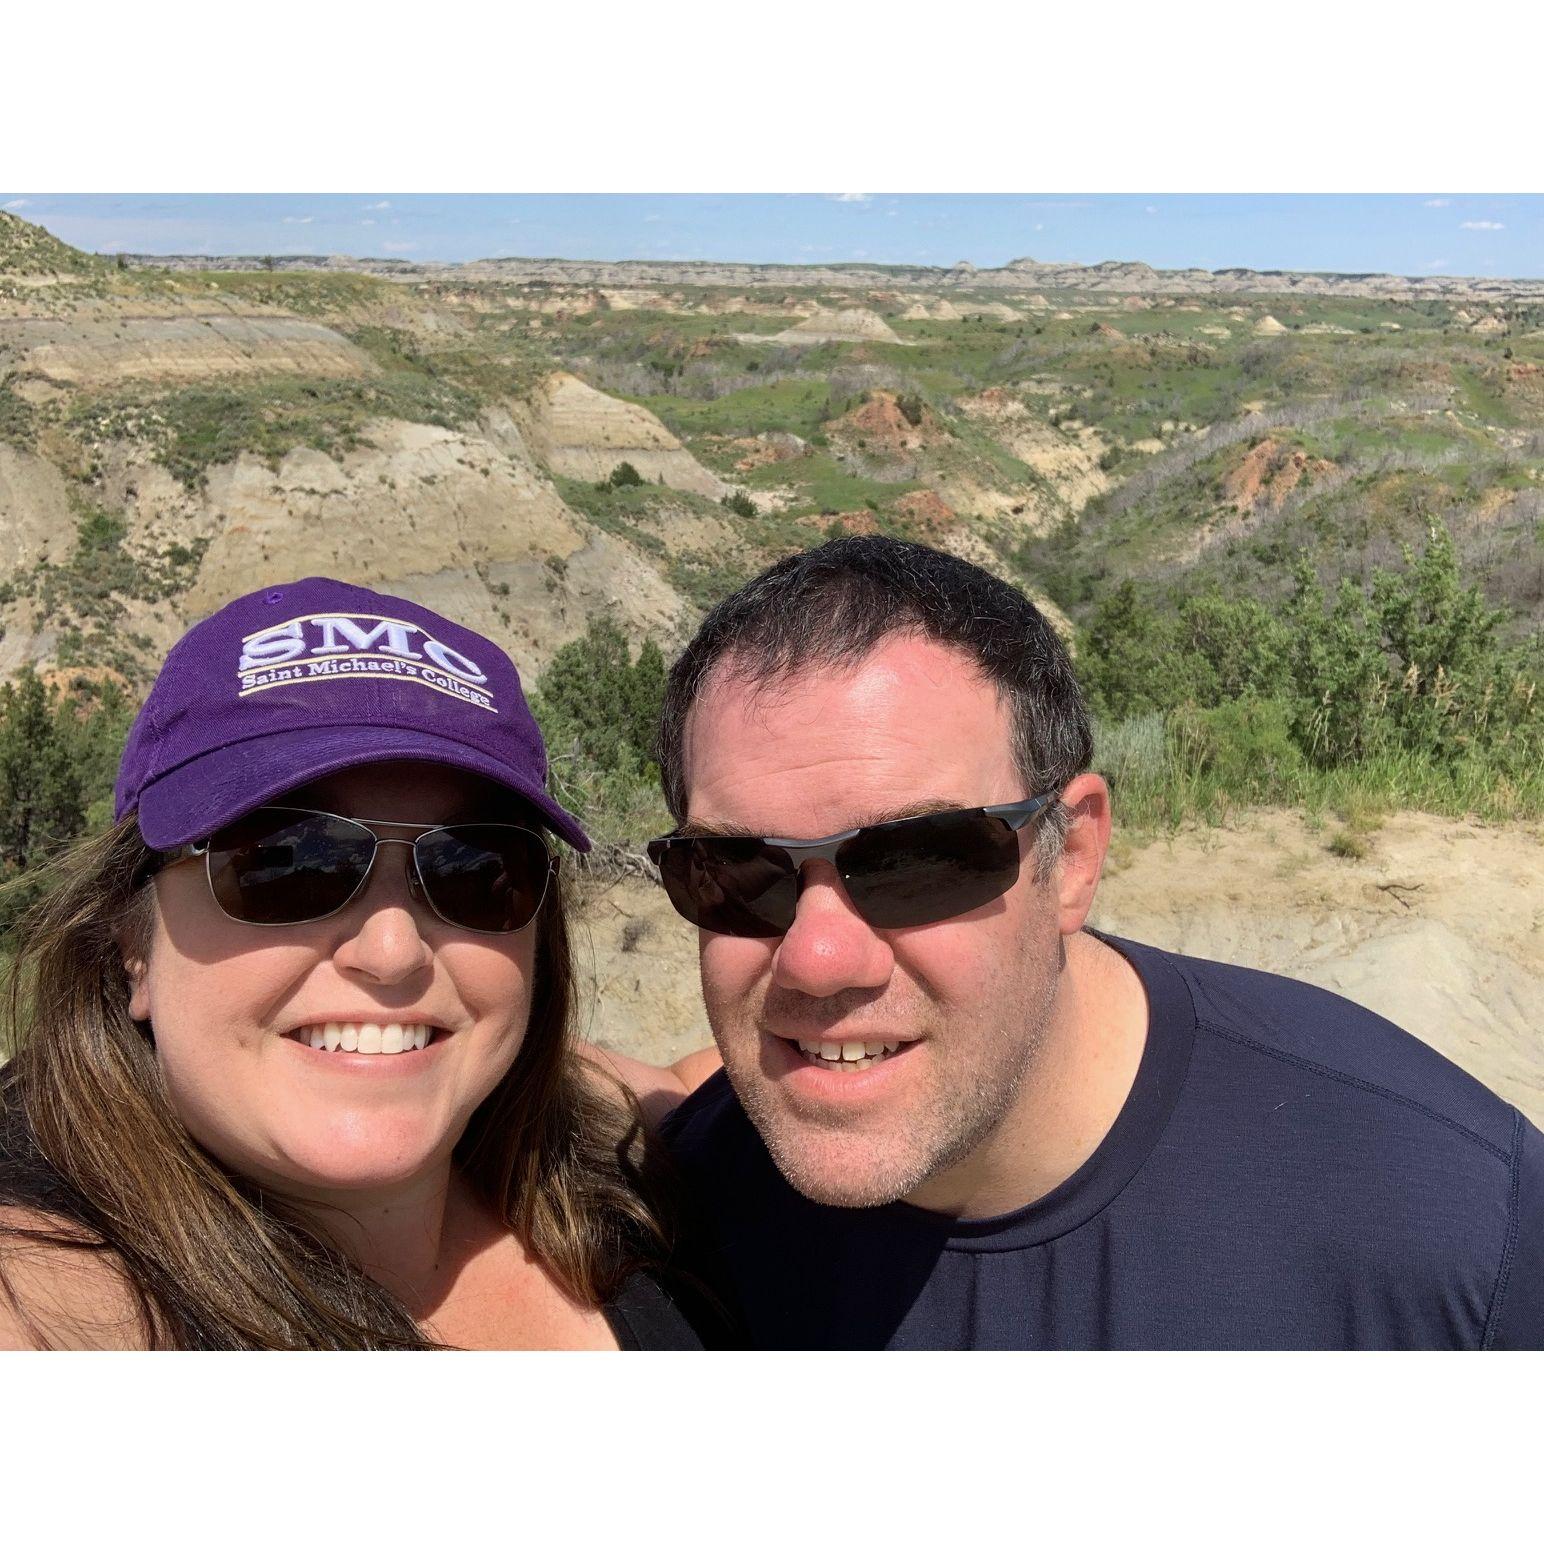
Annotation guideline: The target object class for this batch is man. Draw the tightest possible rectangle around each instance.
[646,535,1543,1349]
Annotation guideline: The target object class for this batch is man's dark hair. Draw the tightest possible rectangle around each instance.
[656,536,1092,873]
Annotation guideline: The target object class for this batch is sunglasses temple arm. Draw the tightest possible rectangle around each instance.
[984,792,1058,831]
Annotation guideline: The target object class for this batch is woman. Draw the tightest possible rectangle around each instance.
[0,577,711,1349]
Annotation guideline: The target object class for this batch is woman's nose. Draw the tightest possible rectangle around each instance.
[329,844,434,985]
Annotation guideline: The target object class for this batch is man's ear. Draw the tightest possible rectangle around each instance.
[1051,772,1112,937]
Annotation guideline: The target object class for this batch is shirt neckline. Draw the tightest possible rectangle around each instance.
[877,931,1198,1253]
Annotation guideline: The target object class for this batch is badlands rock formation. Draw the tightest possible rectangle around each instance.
[511,372,730,498]
[768,307,903,345]
[1221,438,1336,514]
[956,388,1110,517]
[0,445,72,573]
[0,312,375,388]
[0,406,698,683]
[181,415,695,680]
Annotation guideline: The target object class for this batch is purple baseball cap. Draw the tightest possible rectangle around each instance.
[115,577,590,853]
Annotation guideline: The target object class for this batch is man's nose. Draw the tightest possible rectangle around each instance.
[330,845,434,986]
[771,861,894,998]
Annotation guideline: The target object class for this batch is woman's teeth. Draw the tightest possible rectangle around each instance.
[294,1023,432,1055]
[797,1039,900,1071]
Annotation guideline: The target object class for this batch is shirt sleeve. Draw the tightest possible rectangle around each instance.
[1484,1111,1544,1350]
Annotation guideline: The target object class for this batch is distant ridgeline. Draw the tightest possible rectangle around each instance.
[113,245,1544,303]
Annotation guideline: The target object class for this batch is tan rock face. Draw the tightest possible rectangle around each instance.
[0,444,73,577]
[0,314,375,387]
[169,418,689,680]
[511,371,729,498]
[0,446,78,675]
[35,413,698,686]
[956,390,1110,516]
[769,307,904,345]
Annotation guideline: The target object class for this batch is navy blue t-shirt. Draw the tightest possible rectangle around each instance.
[662,934,1544,1349]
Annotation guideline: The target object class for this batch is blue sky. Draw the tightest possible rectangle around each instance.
[2,193,1539,279]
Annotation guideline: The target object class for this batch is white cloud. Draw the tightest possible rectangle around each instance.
[361,219,375,226]
[282,215,314,225]
[1460,219,1504,231]
[2,198,30,211]
[1034,223,1045,232]
[364,200,391,211]
[643,214,663,222]
[830,192,871,203]
[1424,259,1449,269]
[382,240,416,252]
[1145,206,1158,215]
[1423,197,1451,208]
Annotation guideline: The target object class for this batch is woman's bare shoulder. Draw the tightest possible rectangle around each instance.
[0,1207,146,1350]
[578,1042,723,1131]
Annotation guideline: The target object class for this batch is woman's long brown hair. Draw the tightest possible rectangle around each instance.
[0,815,672,1349]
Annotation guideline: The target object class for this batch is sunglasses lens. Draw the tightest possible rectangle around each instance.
[840,809,1023,929]
[206,809,373,925]
[415,825,552,933]
[653,838,798,938]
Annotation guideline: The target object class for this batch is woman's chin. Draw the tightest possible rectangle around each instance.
[246,1117,455,1198]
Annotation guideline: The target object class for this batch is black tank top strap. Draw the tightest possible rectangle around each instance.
[601,1270,706,1350]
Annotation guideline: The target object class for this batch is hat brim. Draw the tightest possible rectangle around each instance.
[134,724,591,853]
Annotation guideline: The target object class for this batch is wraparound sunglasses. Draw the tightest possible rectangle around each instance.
[646,791,1059,938]
[144,806,556,934]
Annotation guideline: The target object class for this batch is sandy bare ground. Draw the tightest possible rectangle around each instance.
[574,811,1544,1127]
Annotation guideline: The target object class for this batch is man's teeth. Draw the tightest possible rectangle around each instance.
[297,1023,432,1055]
[796,1039,901,1070]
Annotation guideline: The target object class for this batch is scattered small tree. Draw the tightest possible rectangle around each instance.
[530,618,670,860]
[0,671,85,880]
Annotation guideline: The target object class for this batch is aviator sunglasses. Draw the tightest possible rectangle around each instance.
[145,805,556,934]
[646,791,1059,938]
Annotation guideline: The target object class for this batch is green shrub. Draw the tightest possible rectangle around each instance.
[1166,698,1304,794]
[605,461,645,489]
[722,490,758,518]
[0,671,112,934]
[0,671,84,881]
[530,617,670,858]
[0,380,36,447]
[1082,529,1539,787]
[1284,527,1540,771]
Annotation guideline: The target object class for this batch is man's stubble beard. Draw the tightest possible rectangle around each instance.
[705,945,1062,1211]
